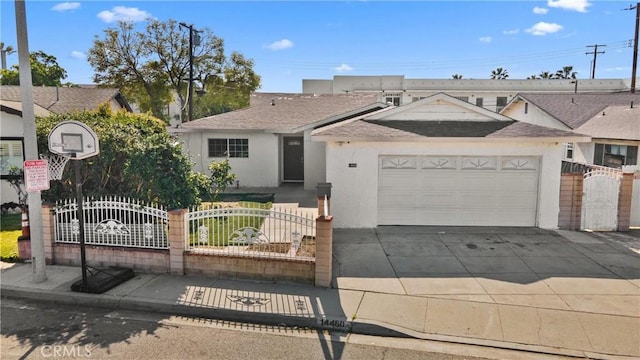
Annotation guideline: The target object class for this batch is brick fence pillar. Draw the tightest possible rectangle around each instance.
[168,209,188,275]
[315,215,333,288]
[617,173,634,232]
[41,204,55,264]
[558,173,583,230]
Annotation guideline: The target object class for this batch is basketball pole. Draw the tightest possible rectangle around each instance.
[15,0,46,283]
[74,158,89,291]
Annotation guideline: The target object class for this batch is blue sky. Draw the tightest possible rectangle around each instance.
[1,0,637,92]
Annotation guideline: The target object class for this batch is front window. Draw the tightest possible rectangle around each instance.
[593,143,638,167]
[0,138,24,178]
[496,97,508,112]
[383,92,402,106]
[208,138,249,158]
[563,143,574,160]
[476,97,484,107]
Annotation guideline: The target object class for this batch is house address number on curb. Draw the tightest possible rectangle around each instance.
[318,317,352,331]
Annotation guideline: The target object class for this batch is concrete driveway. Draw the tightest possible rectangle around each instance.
[333,226,640,315]
[332,227,640,358]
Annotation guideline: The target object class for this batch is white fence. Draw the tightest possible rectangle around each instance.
[54,198,317,260]
[187,204,316,260]
[54,197,169,249]
[623,165,640,227]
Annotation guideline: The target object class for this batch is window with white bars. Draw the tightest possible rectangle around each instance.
[0,139,24,177]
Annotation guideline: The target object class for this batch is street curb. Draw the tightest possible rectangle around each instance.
[2,285,635,360]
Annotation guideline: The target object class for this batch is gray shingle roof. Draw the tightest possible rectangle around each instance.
[515,92,639,129]
[0,85,131,114]
[575,105,640,140]
[180,93,384,131]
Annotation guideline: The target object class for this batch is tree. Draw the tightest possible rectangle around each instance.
[36,105,208,209]
[0,50,67,86]
[526,74,538,79]
[490,67,509,79]
[88,19,261,122]
[193,52,261,118]
[554,65,577,79]
[451,74,463,79]
[538,71,554,79]
[208,160,236,201]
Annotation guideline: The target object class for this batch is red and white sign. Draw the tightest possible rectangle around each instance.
[24,160,50,192]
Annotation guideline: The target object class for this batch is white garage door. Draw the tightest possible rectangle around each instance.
[378,155,539,226]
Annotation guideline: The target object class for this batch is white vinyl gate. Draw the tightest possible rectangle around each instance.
[581,169,622,231]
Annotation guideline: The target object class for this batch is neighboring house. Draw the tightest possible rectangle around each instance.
[303,75,634,111]
[311,93,588,229]
[0,85,132,204]
[500,93,639,168]
[170,93,388,190]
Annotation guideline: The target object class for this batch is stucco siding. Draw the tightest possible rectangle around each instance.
[502,103,571,130]
[304,129,326,190]
[177,131,280,187]
[326,141,562,229]
[1,113,23,137]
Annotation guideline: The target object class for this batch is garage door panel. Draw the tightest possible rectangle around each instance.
[378,155,539,226]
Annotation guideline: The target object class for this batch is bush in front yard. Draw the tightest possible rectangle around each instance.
[36,105,206,209]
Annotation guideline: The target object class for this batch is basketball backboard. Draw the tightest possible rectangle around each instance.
[48,120,99,160]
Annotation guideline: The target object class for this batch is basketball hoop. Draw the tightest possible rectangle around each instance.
[39,153,71,180]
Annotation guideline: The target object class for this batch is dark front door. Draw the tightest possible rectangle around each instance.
[283,137,304,181]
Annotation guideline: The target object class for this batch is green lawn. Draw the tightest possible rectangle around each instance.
[189,201,272,247]
[1,213,21,261]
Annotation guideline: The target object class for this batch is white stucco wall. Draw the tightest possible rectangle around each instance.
[501,102,571,130]
[176,131,280,187]
[325,140,563,229]
[303,129,326,190]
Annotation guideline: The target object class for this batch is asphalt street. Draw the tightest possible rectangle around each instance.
[1,298,506,360]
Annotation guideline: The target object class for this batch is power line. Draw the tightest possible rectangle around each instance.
[268,40,631,72]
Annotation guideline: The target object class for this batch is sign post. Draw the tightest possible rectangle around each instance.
[24,160,50,192]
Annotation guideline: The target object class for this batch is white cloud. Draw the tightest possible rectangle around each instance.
[333,64,353,73]
[51,2,80,11]
[547,0,591,13]
[525,22,563,36]
[533,7,549,14]
[71,51,85,59]
[265,39,294,51]
[479,36,492,43]
[503,28,520,35]
[97,6,151,23]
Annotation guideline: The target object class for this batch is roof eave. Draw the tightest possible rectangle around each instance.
[311,135,591,143]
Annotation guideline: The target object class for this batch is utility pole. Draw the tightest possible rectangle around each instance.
[179,22,200,122]
[15,0,46,283]
[586,44,606,79]
[626,2,639,93]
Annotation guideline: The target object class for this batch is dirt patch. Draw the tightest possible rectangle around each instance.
[246,237,315,257]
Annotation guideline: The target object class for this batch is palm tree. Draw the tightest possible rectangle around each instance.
[490,67,509,79]
[538,71,554,79]
[527,74,538,79]
[554,66,577,79]
[0,42,15,70]
[451,74,463,79]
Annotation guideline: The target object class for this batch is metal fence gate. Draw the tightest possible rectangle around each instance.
[581,168,622,231]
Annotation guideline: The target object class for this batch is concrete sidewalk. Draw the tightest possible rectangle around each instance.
[1,227,639,360]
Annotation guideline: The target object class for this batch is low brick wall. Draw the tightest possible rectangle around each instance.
[42,194,333,287]
[53,243,170,274]
[184,254,314,284]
